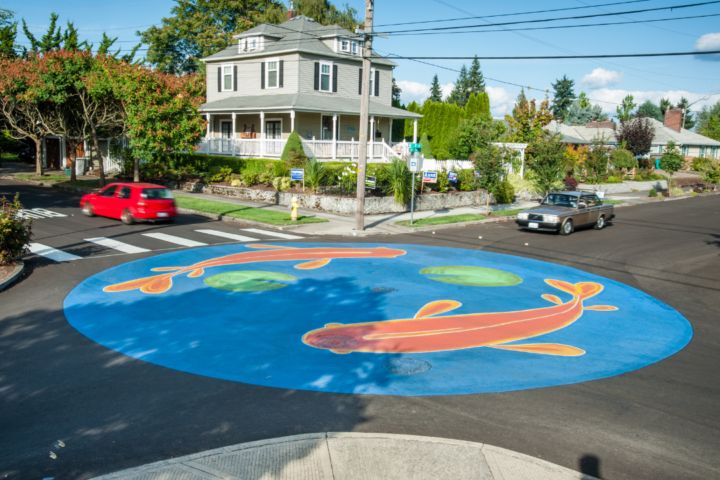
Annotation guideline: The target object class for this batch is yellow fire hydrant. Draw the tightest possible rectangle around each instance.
[290,196,298,221]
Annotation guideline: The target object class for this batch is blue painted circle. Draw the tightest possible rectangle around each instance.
[63,243,693,396]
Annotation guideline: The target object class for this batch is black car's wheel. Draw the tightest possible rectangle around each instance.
[594,215,605,230]
[82,202,95,217]
[121,209,135,225]
[560,219,573,236]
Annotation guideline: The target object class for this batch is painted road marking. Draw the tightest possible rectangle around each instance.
[142,233,207,247]
[18,208,67,219]
[195,230,260,242]
[85,237,151,254]
[241,229,303,240]
[28,243,82,262]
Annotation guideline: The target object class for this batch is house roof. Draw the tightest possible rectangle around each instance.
[546,119,720,146]
[203,16,397,66]
[200,93,422,119]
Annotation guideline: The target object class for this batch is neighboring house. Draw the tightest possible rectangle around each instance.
[197,8,421,161]
[546,108,720,159]
[41,136,120,174]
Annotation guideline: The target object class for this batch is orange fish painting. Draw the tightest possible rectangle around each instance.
[303,280,618,356]
[104,245,406,294]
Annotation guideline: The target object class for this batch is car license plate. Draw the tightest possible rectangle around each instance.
[157,212,169,218]
[528,222,539,229]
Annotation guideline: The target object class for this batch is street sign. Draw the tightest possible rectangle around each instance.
[448,171,458,183]
[422,171,437,183]
[407,152,423,173]
[408,142,421,153]
[365,175,377,189]
[291,169,304,181]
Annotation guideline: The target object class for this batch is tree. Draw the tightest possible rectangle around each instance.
[465,92,490,120]
[419,132,433,159]
[446,65,469,107]
[512,88,528,118]
[0,21,17,59]
[472,143,506,194]
[528,134,566,195]
[281,130,306,161]
[0,8,13,27]
[447,114,503,160]
[637,100,663,122]
[615,95,636,122]
[659,141,684,194]
[659,97,672,116]
[578,91,591,109]
[506,92,554,144]
[550,75,576,121]
[23,13,63,53]
[565,100,608,126]
[428,74,442,103]
[584,137,611,182]
[392,77,401,102]
[614,116,655,162]
[676,97,695,129]
[403,101,420,139]
[391,97,406,143]
[466,55,485,95]
[610,148,638,172]
[699,114,720,141]
[696,100,720,130]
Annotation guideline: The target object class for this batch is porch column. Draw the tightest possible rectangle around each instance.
[206,114,211,138]
[369,115,374,163]
[290,110,295,133]
[231,112,236,156]
[332,113,337,160]
[413,118,417,143]
[388,117,393,145]
[60,137,67,168]
[520,148,525,179]
[260,111,265,157]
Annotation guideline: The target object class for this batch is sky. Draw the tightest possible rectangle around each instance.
[5,0,720,120]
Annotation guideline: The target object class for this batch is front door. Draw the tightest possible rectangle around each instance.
[221,121,232,139]
[321,116,338,140]
[265,121,282,140]
[45,138,61,169]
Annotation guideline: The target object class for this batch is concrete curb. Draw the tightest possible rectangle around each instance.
[176,207,310,231]
[0,260,24,292]
[90,432,599,480]
[392,215,516,233]
[0,175,96,195]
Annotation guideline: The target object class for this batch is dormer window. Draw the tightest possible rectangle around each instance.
[340,40,349,52]
[239,36,261,52]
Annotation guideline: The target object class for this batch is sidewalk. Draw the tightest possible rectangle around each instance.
[91,432,599,480]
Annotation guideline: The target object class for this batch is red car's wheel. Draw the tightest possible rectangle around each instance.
[82,202,95,217]
[121,209,135,225]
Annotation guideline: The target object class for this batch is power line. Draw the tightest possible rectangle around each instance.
[374,0,651,27]
[573,0,695,38]
[375,1,720,34]
[13,0,169,14]
[375,51,720,59]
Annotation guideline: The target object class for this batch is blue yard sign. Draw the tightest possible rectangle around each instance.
[448,171,458,183]
[291,169,304,181]
[422,171,437,183]
[474,171,481,177]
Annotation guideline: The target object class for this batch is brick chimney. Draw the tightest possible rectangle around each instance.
[664,107,683,132]
[287,1,297,21]
[585,120,615,129]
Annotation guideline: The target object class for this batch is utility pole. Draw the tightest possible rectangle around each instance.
[355,0,374,232]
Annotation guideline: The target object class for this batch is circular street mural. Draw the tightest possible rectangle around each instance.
[63,243,693,396]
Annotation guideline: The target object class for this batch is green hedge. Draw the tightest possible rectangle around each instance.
[159,153,283,174]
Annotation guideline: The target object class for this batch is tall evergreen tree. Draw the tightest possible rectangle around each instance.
[0,22,17,59]
[446,65,469,107]
[696,100,720,130]
[659,98,672,116]
[615,94,637,122]
[578,91,591,109]
[23,13,63,52]
[428,74,442,103]
[392,77,401,102]
[467,55,485,95]
[676,97,695,129]
[637,100,663,122]
[465,92,490,120]
[550,75,576,121]
[404,101,421,139]
[512,88,528,119]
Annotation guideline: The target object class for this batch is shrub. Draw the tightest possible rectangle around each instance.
[243,172,259,186]
[648,188,657,197]
[304,160,327,192]
[606,175,623,184]
[272,177,293,191]
[284,150,308,169]
[506,173,538,194]
[208,166,232,183]
[420,132,433,159]
[672,188,684,196]
[458,169,477,191]
[610,148,638,170]
[0,194,33,265]
[691,157,711,171]
[231,179,242,187]
[273,162,288,177]
[562,174,578,190]
[701,159,720,185]
[281,131,306,162]
[384,158,412,205]
[494,179,515,204]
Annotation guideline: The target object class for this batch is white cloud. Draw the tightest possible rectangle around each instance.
[486,86,511,117]
[397,80,454,104]
[694,32,720,61]
[579,68,624,89]
[586,89,720,114]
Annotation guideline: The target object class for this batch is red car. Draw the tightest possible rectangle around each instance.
[80,183,177,225]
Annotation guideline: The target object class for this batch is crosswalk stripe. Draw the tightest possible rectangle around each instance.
[85,237,151,254]
[141,232,207,247]
[241,228,304,240]
[28,243,82,262]
[195,229,259,242]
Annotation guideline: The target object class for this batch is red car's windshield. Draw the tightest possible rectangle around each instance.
[142,188,173,200]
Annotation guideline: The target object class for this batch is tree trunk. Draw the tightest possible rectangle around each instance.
[88,122,105,188]
[134,157,139,182]
[69,139,77,183]
[35,137,43,176]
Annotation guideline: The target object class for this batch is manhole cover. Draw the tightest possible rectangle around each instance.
[383,358,433,375]
[310,335,358,349]
[371,286,397,293]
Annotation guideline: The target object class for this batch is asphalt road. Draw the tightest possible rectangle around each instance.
[1,179,719,480]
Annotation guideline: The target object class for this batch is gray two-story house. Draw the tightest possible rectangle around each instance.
[198,10,421,161]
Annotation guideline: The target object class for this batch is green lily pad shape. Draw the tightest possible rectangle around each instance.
[420,266,522,287]
[204,271,297,292]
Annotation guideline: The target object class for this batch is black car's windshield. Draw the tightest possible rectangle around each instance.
[541,194,577,208]
[142,188,173,200]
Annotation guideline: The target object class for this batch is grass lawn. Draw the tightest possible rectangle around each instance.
[490,208,523,216]
[16,174,69,182]
[602,199,623,204]
[15,174,100,190]
[1,153,19,161]
[175,195,327,226]
[395,213,486,227]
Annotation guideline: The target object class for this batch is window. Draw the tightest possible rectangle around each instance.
[100,185,117,197]
[117,186,132,199]
[712,147,719,158]
[222,65,233,91]
[369,68,376,97]
[682,145,689,155]
[267,61,278,88]
[658,145,663,153]
[352,41,358,54]
[142,188,174,200]
[251,38,256,49]
[340,40,349,52]
[700,146,707,158]
[320,62,331,92]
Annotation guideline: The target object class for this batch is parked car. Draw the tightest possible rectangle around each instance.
[515,191,615,236]
[18,148,36,164]
[80,183,177,225]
